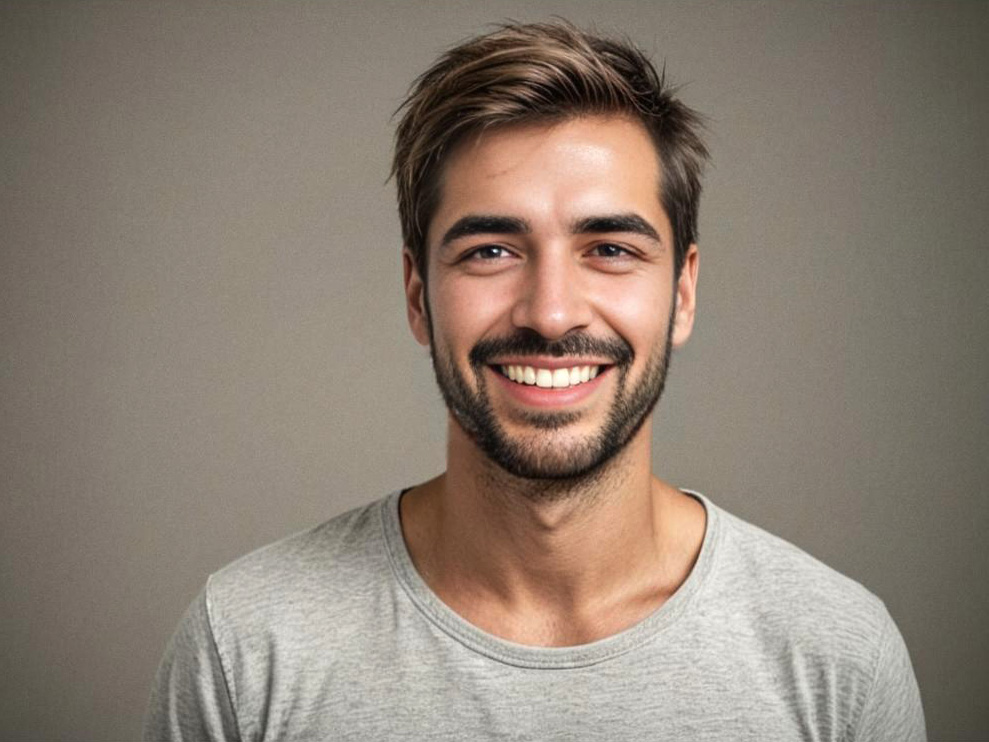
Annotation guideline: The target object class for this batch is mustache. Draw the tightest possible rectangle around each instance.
[469,330,634,368]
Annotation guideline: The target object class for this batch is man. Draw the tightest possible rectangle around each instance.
[146,21,925,741]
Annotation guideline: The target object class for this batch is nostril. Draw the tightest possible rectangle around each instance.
[511,291,593,339]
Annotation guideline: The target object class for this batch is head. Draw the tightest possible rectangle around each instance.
[392,20,708,293]
[392,22,708,484]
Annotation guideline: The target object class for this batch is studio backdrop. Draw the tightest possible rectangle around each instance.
[1,2,986,740]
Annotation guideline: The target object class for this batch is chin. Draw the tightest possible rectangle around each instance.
[472,425,629,483]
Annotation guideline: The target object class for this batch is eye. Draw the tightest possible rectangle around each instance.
[585,242,644,274]
[589,243,633,258]
[462,244,515,261]
[473,245,510,259]
[453,243,520,274]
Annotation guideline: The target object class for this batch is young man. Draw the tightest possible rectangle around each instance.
[146,22,925,741]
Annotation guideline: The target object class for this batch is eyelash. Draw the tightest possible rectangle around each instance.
[465,245,513,261]
[589,243,633,259]
[462,243,635,262]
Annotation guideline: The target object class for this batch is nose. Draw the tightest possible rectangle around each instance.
[510,250,593,340]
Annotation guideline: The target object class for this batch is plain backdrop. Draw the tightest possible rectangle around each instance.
[2,2,986,740]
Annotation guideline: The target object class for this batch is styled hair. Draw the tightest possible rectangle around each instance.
[392,20,709,282]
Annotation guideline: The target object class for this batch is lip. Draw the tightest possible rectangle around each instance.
[487,356,613,370]
[488,364,610,409]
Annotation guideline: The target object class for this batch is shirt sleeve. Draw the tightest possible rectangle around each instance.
[853,606,926,742]
[143,584,242,742]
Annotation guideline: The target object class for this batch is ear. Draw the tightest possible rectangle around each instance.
[403,248,430,346]
[671,245,699,348]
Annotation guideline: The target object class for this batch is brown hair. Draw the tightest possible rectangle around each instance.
[392,20,708,281]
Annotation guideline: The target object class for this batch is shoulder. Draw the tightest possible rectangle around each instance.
[711,500,885,623]
[699,494,894,678]
[204,495,394,642]
[697,496,926,737]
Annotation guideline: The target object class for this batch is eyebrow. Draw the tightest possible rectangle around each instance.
[438,212,661,248]
[440,215,530,248]
[571,214,661,244]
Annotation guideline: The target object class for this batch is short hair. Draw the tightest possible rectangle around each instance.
[392,20,709,282]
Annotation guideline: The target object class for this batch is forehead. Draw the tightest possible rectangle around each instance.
[428,115,668,244]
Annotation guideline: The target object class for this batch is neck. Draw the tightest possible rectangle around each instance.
[400,417,706,646]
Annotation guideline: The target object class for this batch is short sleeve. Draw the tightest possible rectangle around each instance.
[853,606,926,742]
[143,584,241,742]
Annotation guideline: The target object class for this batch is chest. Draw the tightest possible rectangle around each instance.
[231,620,847,742]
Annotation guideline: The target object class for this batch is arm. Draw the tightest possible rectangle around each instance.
[144,585,242,742]
[852,606,926,742]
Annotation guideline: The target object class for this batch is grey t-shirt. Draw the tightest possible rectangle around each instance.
[145,492,925,741]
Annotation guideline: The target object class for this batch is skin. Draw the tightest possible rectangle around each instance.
[401,115,706,647]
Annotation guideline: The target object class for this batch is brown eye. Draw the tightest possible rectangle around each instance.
[473,245,510,259]
[592,243,629,258]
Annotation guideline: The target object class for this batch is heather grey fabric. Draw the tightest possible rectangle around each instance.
[144,492,925,741]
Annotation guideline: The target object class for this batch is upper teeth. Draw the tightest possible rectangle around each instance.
[499,365,600,388]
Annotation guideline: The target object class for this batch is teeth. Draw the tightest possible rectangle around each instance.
[498,364,602,388]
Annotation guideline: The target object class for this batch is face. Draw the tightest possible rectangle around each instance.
[404,116,698,481]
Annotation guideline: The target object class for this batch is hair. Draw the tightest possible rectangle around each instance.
[392,20,709,283]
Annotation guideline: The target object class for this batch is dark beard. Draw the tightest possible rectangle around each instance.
[429,324,673,483]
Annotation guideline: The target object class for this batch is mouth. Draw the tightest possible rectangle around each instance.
[494,363,606,389]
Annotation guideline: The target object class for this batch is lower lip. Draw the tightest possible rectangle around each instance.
[489,367,610,408]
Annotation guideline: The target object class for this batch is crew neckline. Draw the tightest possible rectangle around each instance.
[380,488,721,669]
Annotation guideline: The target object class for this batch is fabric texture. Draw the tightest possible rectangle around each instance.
[145,491,926,741]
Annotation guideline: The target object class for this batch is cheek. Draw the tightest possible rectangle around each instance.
[596,279,673,347]
[429,275,516,352]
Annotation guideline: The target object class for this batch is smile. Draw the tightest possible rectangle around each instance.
[497,364,602,389]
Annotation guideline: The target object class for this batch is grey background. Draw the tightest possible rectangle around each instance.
[1,1,986,740]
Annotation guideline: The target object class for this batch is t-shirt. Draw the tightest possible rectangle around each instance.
[144,491,926,741]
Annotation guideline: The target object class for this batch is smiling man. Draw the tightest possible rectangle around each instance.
[417,117,688,484]
[146,21,925,741]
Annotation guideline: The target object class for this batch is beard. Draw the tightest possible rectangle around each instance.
[429,321,674,482]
